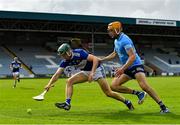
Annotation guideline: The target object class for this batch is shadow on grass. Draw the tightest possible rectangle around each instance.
[46,109,180,123]
[1,108,179,124]
[104,110,180,122]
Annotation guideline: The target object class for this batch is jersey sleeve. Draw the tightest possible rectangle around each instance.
[59,60,67,68]
[123,40,134,54]
[113,47,117,53]
[79,49,89,59]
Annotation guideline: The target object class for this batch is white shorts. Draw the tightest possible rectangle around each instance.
[64,66,81,77]
[81,65,106,81]
[12,72,19,76]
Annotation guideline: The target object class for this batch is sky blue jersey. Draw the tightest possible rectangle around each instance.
[114,33,142,69]
[59,49,100,71]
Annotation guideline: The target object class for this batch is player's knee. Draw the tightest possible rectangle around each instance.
[105,90,112,97]
[110,84,117,91]
[66,79,74,86]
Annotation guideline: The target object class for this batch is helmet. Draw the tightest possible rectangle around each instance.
[14,57,18,61]
[107,21,122,34]
[70,38,82,49]
[57,43,71,55]
[70,38,81,45]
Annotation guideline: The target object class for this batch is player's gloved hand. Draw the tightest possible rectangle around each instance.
[115,67,124,78]
[88,72,94,82]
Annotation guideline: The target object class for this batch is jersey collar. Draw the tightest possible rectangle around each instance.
[117,32,124,41]
[70,51,74,59]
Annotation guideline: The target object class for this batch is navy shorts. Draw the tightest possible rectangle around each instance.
[124,65,145,79]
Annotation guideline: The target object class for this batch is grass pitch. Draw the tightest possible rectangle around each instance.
[0,77,180,124]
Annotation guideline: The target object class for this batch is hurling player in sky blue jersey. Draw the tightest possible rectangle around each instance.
[10,57,21,88]
[100,21,169,113]
[44,43,134,111]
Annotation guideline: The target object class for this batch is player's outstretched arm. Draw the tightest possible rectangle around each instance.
[100,51,117,62]
[121,48,136,71]
[87,54,99,82]
[44,67,63,91]
[9,64,13,71]
[115,48,136,77]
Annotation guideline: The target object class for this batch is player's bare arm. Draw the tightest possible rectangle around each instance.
[87,54,99,82]
[100,51,117,62]
[45,67,64,90]
[115,48,136,77]
[9,64,13,71]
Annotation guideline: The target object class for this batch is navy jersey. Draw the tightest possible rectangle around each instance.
[11,61,21,72]
[59,49,100,71]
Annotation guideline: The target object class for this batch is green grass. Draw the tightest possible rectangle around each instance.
[0,77,180,124]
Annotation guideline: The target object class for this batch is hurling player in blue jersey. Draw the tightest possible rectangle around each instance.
[44,43,134,111]
[100,21,169,113]
[10,57,21,88]
[63,38,89,77]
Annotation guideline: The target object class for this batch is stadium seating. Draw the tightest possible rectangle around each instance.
[143,47,180,74]
[1,43,180,77]
[0,47,30,77]
[8,45,60,75]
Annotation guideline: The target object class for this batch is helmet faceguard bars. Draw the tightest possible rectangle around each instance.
[57,43,71,56]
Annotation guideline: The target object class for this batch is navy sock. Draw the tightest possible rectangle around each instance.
[158,101,166,110]
[66,98,71,105]
[124,99,130,105]
[132,90,140,95]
